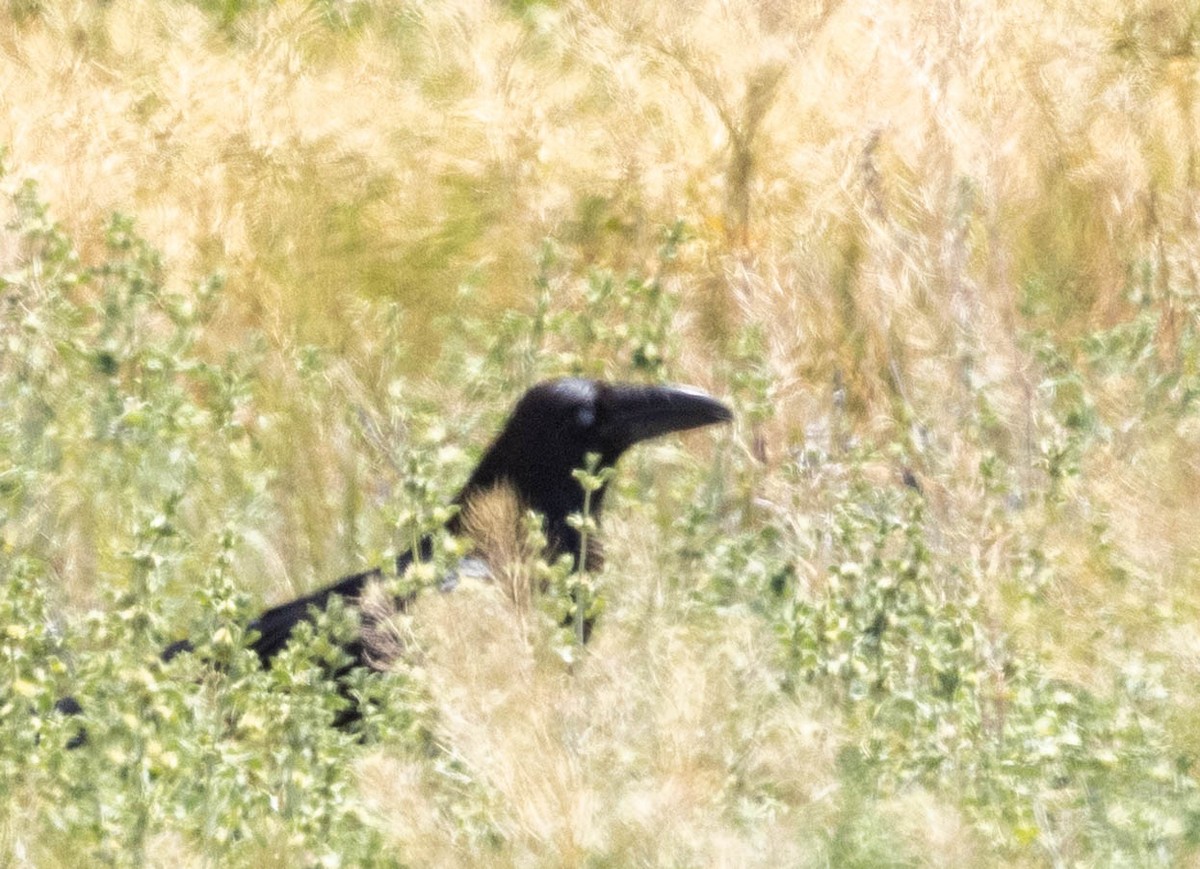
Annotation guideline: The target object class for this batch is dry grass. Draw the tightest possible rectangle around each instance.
[4,0,1200,862]
[361,530,843,866]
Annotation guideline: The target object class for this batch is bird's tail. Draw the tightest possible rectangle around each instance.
[53,695,88,748]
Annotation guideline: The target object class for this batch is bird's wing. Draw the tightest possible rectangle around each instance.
[245,544,428,666]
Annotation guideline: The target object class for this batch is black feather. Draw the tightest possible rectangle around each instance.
[57,379,731,741]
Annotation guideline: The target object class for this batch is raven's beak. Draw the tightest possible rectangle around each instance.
[600,383,733,449]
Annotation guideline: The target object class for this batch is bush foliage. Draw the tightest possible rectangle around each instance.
[4,0,1200,864]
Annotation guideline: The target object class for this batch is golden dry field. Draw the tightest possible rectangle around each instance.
[2,0,1200,865]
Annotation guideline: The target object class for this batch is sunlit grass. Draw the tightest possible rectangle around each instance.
[3,0,1200,863]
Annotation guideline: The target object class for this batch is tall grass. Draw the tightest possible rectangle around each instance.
[3,0,1200,864]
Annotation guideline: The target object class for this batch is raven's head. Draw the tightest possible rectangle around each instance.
[454,379,732,564]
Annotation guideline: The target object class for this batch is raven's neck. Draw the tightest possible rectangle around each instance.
[447,474,608,572]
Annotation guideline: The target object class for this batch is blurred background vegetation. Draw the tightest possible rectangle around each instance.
[3,0,1200,864]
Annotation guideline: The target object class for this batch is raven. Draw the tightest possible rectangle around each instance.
[212,378,731,667]
[59,379,732,737]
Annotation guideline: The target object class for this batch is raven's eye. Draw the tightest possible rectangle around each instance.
[575,406,596,428]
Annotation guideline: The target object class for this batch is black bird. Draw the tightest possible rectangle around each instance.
[213,378,731,667]
[60,379,732,737]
